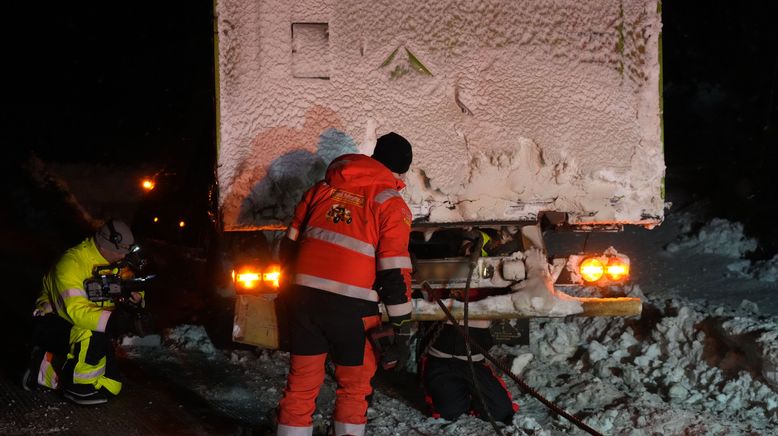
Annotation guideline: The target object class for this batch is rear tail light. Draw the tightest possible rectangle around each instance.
[579,258,604,282]
[233,263,283,293]
[572,248,630,285]
[605,258,629,281]
[262,265,281,289]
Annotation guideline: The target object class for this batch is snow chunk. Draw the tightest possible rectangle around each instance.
[535,321,579,363]
[163,325,218,356]
[665,218,757,258]
[510,353,534,375]
[749,254,778,282]
[120,334,162,347]
[511,248,583,316]
[587,340,609,363]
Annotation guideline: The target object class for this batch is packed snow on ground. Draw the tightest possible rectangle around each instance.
[119,207,778,435]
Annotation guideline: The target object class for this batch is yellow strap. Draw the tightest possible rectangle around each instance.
[479,231,491,257]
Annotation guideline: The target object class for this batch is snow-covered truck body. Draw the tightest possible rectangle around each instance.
[215,0,664,348]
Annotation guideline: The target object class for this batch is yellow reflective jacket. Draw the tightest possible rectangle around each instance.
[36,237,117,343]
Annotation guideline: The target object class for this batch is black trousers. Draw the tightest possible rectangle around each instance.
[287,286,379,366]
[30,314,71,355]
[422,355,516,423]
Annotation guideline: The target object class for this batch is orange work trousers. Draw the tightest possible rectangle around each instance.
[277,314,380,436]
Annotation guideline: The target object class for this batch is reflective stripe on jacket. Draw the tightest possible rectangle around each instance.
[36,237,115,343]
[288,154,412,315]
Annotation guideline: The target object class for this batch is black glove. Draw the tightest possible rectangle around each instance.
[132,307,154,337]
[380,314,413,371]
[105,306,134,338]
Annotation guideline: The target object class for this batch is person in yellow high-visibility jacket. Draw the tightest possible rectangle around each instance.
[24,219,144,405]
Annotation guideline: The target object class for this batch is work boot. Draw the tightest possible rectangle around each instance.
[21,368,37,392]
[21,347,45,392]
[63,384,108,405]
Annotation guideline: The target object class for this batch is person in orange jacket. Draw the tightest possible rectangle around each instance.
[276,132,414,436]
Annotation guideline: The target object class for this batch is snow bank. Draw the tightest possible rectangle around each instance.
[212,292,777,435]
[665,217,757,258]
[497,295,778,434]
[665,215,777,282]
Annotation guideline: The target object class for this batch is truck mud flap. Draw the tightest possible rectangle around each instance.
[233,293,290,351]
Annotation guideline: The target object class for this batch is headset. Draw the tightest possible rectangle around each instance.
[102,218,138,254]
[106,219,123,250]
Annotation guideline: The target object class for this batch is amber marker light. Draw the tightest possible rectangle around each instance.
[263,264,282,289]
[580,258,604,282]
[141,179,155,191]
[606,259,630,281]
[234,267,261,292]
[178,220,186,228]
[153,217,159,223]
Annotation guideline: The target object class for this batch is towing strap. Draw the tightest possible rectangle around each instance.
[460,243,503,436]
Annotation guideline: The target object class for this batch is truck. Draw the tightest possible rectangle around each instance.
[213,0,664,349]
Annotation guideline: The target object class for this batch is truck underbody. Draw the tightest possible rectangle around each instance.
[232,221,642,349]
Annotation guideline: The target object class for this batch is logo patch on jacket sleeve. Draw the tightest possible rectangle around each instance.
[326,204,353,224]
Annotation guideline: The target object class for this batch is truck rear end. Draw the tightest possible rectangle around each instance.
[215,0,664,348]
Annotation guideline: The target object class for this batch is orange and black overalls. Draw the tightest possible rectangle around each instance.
[277,154,413,436]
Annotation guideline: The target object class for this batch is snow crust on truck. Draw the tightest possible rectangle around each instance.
[215,0,664,232]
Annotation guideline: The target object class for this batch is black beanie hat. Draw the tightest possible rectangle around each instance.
[372,132,413,174]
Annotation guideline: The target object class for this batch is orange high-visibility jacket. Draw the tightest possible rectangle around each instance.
[287,154,413,317]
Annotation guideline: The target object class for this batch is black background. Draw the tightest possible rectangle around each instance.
[663,1,778,258]
[4,1,215,166]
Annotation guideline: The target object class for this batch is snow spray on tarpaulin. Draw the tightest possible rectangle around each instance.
[238,128,358,225]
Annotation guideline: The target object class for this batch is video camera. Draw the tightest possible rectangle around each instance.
[83,246,156,304]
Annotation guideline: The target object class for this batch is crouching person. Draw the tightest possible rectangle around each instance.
[421,320,518,424]
[23,219,146,405]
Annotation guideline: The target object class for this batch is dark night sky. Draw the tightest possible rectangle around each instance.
[2,1,777,253]
[4,1,215,166]
[662,1,778,256]
[664,1,778,169]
